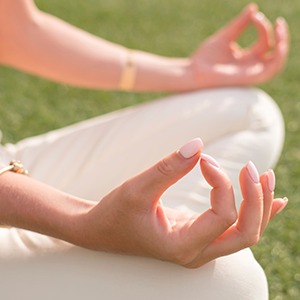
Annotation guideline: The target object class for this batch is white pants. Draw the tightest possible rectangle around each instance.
[0,88,284,300]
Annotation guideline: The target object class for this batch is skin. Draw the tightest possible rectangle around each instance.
[74,148,287,268]
[0,1,289,92]
[0,144,287,268]
[0,1,289,267]
[189,5,289,89]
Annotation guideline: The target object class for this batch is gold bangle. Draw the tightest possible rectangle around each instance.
[0,160,29,229]
[119,49,136,91]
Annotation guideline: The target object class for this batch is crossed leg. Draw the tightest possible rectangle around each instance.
[0,87,284,300]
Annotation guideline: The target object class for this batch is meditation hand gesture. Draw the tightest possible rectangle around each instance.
[188,4,289,89]
[79,138,287,268]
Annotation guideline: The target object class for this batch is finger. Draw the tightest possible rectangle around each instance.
[217,4,258,41]
[247,12,274,57]
[265,17,289,74]
[128,138,203,207]
[269,197,288,220]
[238,18,289,85]
[187,154,237,249]
[259,170,275,235]
[273,17,290,60]
[229,42,244,60]
[236,161,263,235]
[196,161,264,263]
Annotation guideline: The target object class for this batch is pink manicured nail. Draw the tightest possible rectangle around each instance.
[247,161,260,183]
[246,3,258,13]
[255,12,265,21]
[201,154,220,168]
[267,169,276,192]
[276,197,288,214]
[179,138,203,159]
[277,17,286,25]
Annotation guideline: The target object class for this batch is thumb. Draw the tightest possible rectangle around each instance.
[131,138,203,205]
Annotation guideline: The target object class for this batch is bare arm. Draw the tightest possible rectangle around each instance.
[0,1,289,93]
[0,141,288,267]
[0,0,192,92]
[0,171,92,245]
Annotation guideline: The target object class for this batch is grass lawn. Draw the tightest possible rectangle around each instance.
[0,0,299,299]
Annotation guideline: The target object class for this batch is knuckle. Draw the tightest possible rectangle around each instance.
[156,158,175,177]
[242,233,261,248]
[167,248,196,266]
[180,256,207,269]
[183,264,198,269]
[183,262,205,269]
[225,210,238,227]
[248,234,261,247]
[172,253,193,266]
[216,206,237,229]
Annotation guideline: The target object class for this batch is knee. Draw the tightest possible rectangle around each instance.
[246,88,284,134]
[245,88,285,169]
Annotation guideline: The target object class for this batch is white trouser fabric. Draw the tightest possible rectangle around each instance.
[0,88,284,300]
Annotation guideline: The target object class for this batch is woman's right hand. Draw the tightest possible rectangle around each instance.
[185,4,290,90]
[77,138,287,268]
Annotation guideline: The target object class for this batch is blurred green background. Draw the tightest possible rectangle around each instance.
[0,0,299,299]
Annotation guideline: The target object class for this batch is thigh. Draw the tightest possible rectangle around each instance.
[0,229,268,300]
[0,87,278,300]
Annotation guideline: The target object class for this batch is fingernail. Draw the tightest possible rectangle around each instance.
[179,138,203,159]
[277,17,286,24]
[247,161,260,183]
[201,154,220,168]
[247,3,258,12]
[255,12,265,21]
[267,169,276,192]
[276,197,288,214]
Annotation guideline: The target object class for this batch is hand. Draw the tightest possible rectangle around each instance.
[187,4,289,89]
[79,138,288,268]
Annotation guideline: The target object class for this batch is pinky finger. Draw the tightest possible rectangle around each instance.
[259,170,275,236]
[269,197,289,220]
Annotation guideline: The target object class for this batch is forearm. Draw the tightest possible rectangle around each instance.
[0,0,193,92]
[0,171,94,245]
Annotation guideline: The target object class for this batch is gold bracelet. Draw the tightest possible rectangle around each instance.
[119,49,136,91]
[0,160,29,229]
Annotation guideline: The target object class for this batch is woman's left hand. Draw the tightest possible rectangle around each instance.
[187,4,289,90]
[76,138,287,268]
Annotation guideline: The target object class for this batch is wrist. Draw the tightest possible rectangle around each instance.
[132,51,198,92]
[61,198,96,247]
[177,57,200,92]
[0,171,96,246]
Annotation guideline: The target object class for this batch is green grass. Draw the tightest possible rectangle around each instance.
[0,0,299,298]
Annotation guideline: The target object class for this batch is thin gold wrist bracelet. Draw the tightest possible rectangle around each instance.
[119,49,136,91]
[0,160,29,229]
